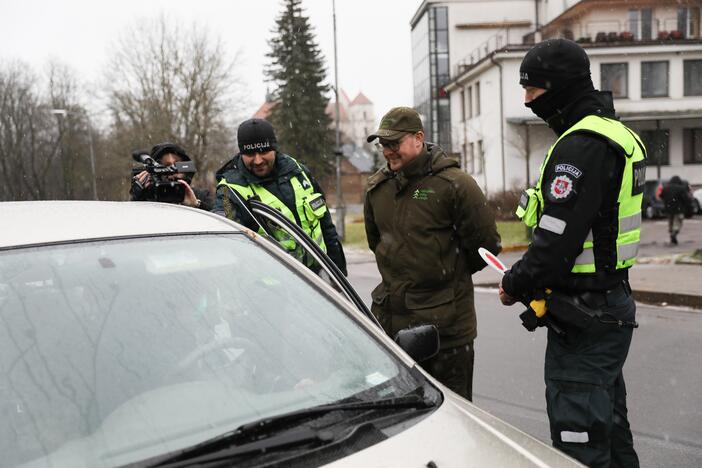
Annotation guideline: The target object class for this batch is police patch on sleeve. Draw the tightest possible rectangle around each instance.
[547,174,575,202]
[554,163,582,178]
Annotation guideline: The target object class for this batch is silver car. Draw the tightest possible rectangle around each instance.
[0,201,581,467]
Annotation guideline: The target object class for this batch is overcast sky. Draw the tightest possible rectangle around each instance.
[0,0,417,122]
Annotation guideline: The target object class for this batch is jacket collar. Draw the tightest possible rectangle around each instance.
[547,91,617,136]
[220,152,302,185]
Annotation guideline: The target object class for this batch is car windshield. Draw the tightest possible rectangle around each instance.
[0,234,424,467]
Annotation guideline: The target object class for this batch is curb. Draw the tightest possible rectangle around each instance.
[474,282,702,310]
[500,244,529,253]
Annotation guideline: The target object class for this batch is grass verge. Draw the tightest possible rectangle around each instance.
[342,218,529,250]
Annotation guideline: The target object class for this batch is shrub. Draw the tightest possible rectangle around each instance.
[488,190,522,221]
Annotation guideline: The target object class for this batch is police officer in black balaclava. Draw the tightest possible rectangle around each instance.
[499,39,643,467]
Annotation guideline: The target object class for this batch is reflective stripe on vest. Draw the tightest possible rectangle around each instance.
[519,115,646,274]
[217,159,328,265]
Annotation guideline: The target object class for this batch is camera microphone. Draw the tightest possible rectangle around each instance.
[131,149,154,165]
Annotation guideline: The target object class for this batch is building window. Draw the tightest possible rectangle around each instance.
[462,142,467,170]
[601,63,628,98]
[469,142,475,173]
[640,129,669,166]
[475,82,481,116]
[628,9,653,40]
[460,89,465,121]
[678,7,701,38]
[641,61,668,98]
[683,128,702,164]
[476,140,484,174]
[420,5,451,149]
[467,86,473,119]
[684,60,702,96]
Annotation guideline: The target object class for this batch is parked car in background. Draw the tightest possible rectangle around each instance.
[0,201,582,468]
[643,180,666,219]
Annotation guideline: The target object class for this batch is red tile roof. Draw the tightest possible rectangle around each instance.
[350,92,372,106]
[252,101,275,119]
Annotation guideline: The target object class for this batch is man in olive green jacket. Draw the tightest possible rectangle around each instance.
[364,107,501,401]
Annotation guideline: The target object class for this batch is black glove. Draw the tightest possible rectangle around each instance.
[130,175,152,201]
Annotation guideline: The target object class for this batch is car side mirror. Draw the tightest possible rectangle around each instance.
[394,325,440,362]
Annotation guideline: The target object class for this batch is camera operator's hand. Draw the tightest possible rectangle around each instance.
[178,179,201,208]
[134,171,152,188]
[130,171,153,201]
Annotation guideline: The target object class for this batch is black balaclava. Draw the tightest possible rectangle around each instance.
[520,39,594,131]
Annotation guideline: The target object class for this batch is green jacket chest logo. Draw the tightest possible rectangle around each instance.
[412,188,435,200]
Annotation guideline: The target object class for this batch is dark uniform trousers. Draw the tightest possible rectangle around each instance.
[374,292,475,402]
[545,292,639,468]
[423,342,474,402]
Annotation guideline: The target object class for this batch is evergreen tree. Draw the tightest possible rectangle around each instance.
[265,0,333,176]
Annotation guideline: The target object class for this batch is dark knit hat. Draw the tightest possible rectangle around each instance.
[519,39,591,90]
[150,142,191,162]
[237,118,277,154]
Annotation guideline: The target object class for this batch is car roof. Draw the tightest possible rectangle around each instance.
[0,201,241,249]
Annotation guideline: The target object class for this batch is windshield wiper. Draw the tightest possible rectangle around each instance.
[139,394,436,468]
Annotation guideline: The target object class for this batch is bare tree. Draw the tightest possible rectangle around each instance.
[0,62,60,200]
[505,122,533,189]
[0,60,98,201]
[103,15,245,192]
[47,61,96,199]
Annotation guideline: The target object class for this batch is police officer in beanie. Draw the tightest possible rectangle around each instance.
[498,39,643,467]
[130,142,213,210]
[214,118,347,275]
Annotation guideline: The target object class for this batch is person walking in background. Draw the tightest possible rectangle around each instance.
[364,106,501,401]
[661,175,693,245]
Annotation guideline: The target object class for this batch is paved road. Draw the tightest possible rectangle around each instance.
[348,260,702,467]
[639,217,702,257]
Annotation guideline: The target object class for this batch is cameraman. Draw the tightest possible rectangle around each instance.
[130,142,212,210]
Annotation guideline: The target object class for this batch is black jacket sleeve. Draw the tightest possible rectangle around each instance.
[502,133,620,299]
[308,172,347,276]
[193,187,214,211]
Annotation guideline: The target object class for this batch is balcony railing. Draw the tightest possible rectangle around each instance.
[565,17,699,44]
[452,29,512,78]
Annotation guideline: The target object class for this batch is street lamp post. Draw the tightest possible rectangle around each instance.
[51,108,98,200]
[332,0,345,240]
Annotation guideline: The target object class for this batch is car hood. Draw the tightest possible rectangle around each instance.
[324,391,583,468]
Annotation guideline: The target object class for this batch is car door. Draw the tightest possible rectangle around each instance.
[220,186,376,325]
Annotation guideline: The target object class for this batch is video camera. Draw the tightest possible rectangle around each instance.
[131,150,197,203]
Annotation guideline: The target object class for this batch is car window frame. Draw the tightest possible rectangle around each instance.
[220,185,379,327]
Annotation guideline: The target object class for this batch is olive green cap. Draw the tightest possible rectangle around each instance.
[366,107,424,142]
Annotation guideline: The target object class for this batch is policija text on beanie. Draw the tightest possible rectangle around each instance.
[519,39,595,124]
[237,118,278,155]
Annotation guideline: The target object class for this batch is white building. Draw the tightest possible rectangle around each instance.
[326,90,376,151]
[254,89,376,152]
[411,0,579,150]
[439,0,702,195]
